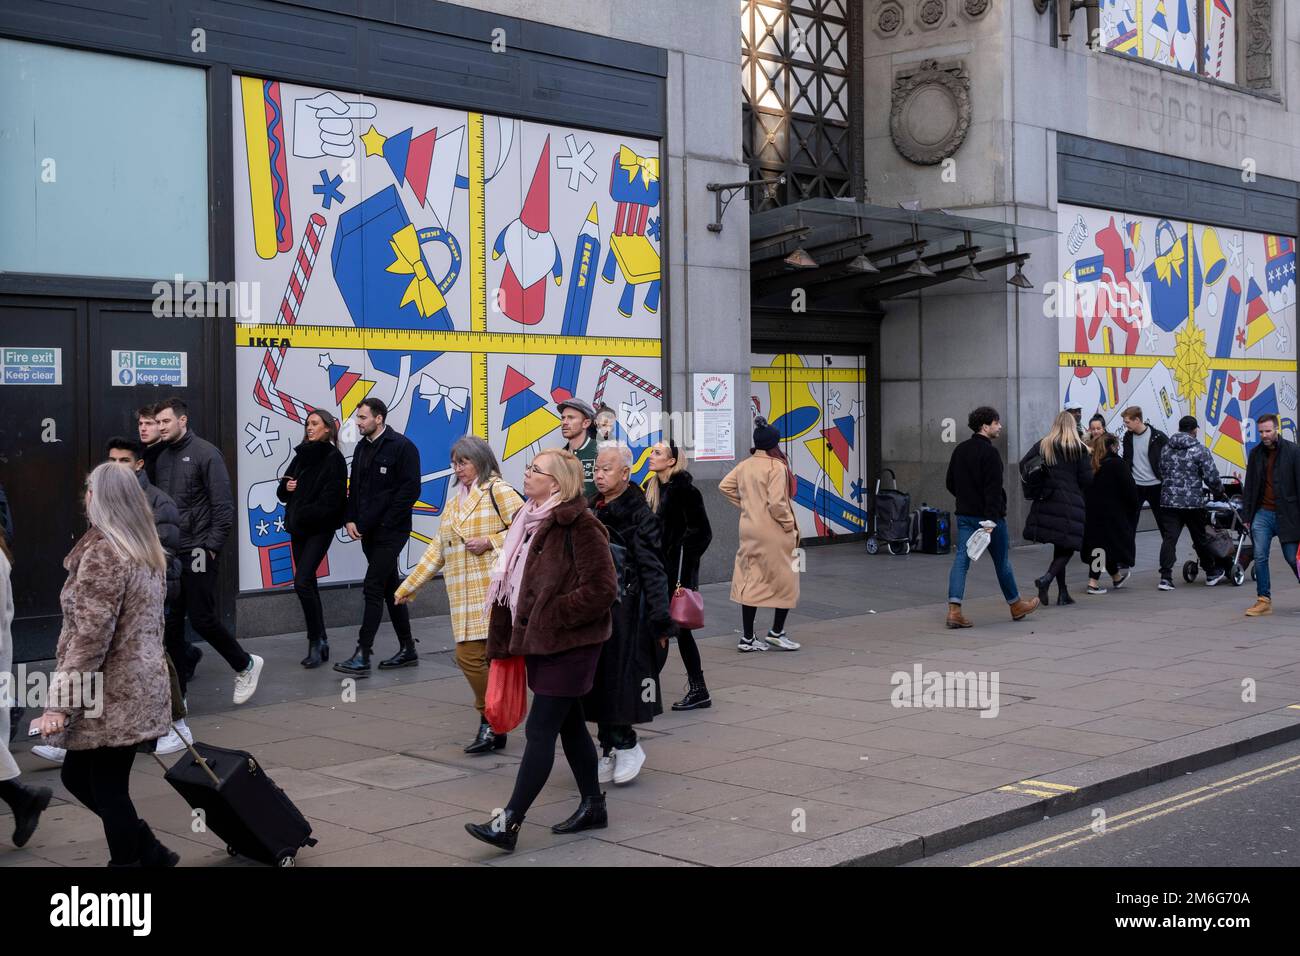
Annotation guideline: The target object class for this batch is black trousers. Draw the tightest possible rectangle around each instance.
[676,629,704,681]
[291,530,334,642]
[61,746,141,864]
[165,562,251,694]
[1133,484,1170,573]
[506,694,599,816]
[359,531,412,651]
[597,723,637,752]
[1159,507,1217,573]
[742,605,789,637]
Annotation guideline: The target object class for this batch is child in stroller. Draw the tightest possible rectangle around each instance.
[1182,478,1255,587]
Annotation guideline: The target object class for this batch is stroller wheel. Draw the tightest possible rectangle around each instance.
[1232,564,1246,587]
[865,536,880,555]
[1250,565,1257,581]
[1182,561,1198,583]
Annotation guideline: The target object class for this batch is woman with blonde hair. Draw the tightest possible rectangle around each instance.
[31,462,178,866]
[465,448,618,853]
[395,435,524,753]
[1021,412,1094,607]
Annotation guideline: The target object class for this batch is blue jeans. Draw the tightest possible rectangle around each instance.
[949,516,1020,605]
[1250,509,1298,598]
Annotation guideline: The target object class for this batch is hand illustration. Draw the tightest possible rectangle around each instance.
[294,92,378,159]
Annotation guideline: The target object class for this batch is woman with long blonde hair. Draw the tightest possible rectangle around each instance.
[31,462,178,866]
[1021,411,1094,607]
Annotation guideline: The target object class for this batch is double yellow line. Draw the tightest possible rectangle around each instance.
[968,752,1300,866]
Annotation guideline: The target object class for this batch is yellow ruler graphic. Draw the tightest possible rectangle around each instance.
[751,367,868,383]
[1059,352,1297,372]
[236,323,661,357]
[469,112,488,439]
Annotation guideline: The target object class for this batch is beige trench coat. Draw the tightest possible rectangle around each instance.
[719,451,800,608]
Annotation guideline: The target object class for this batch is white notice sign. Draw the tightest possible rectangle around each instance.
[693,373,735,461]
[112,350,188,387]
[1,346,62,385]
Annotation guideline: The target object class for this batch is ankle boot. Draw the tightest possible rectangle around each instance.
[1009,596,1040,621]
[945,603,973,629]
[672,676,712,710]
[465,808,523,852]
[137,821,179,867]
[1056,583,1075,605]
[301,639,328,669]
[378,638,419,670]
[551,793,608,834]
[464,717,507,754]
[333,646,371,676]
[1034,574,1052,606]
[2,782,52,848]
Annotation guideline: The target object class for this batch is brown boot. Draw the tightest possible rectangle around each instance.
[946,603,973,629]
[1009,596,1040,621]
[1244,596,1272,617]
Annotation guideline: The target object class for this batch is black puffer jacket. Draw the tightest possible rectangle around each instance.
[653,470,712,591]
[277,440,348,537]
[153,431,234,554]
[583,483,673,726]
[1021,443,1093,550]
[138,470,181,604]
[1159,432,1223,509]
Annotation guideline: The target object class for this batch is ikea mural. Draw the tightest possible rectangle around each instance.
[1058,202,1297,481]
[750,353,868,539]
[1099,0,1235,81]
[233,77,663,591]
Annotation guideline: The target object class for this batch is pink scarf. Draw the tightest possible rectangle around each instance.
[484,492,562,617]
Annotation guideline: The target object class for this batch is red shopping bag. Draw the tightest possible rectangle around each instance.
[485,656,527,734]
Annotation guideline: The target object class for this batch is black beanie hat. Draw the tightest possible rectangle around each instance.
[753,417,780,451]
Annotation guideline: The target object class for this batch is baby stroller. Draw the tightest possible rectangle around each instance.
[1182,479,1255,587]
[865,468,912,556]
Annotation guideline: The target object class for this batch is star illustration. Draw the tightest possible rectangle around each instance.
[318,352,333,371]
[313,169,345,209]
[621,393,648,433]
[1277,325,1290,354]
[255,519,269,537]
[274,516,286,533]
[850,479,865,503]
[555,133,597,191]
[360,125,387,157]
[646,216,661,241]
[827,389,842,412]
[1236,327,1247,347]
[1226,233,1243,267]
[849,398,864,421]
[243,415,280,457]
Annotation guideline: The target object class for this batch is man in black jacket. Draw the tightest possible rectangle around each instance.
[154,398,263,706]
[335,397,423,676]
[1241,414,1300,617]
[1121,406,1168,580]
[137,403,166,484]
[944,406,1039,628]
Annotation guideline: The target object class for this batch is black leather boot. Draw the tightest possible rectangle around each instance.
[464,809,523,852]
[333,646,371,676]
[672,676,712,711]
[137,820,180,867]
[1057,583,1075,605]
[1035,574,1052,606]
[464,717,507,754]
[301,639,329,669]
[551,793,607,834]
[2,782,52,848]
[378,638,419,670]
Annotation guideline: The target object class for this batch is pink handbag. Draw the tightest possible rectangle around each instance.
[669,552,705,629]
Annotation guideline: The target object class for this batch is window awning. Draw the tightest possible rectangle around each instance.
[749,198,1057,306]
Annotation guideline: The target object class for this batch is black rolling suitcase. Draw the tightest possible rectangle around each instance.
[158,735,317,867]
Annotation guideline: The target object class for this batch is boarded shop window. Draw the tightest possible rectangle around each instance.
[0,39,209,280]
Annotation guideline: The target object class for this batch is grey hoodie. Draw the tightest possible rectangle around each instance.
[1159,432,1223,509]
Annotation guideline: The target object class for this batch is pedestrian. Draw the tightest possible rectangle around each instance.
[1158,415,1227,590]
[1087,413,1107,446]
[154,398,263,705]
[1081,432,1138,594]
[0,481,13,545]
[30,463,179,867]
[1121,405,1170,579]
[1241,413,1300,616]
[137,403,165,484]
[464,448,618,853]
[945,406,1040,627]
[557,397,599,498]
[645,438,714,710]
[585,444,675,785]
[594,403,618,442]
[719,418,801,651]
[1066,405,1087,442]
[1023,411,1093,606]
[335,398,423,676]
[395,436,524,753]
[277,410,347,669]
[0,527,53,849]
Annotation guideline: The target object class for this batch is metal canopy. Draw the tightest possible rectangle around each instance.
[750,198,1056,304]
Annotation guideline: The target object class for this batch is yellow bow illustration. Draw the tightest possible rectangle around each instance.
[618,145,660,189]
[1154,234,1186,285]
[386,224,447,317]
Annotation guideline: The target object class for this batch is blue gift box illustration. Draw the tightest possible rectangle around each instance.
[332,185,461,376]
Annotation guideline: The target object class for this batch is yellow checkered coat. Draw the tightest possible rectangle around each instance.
[395,478,524,643]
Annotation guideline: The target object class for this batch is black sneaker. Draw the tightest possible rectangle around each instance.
[1205,570,1226,586]
[1111,569,1130,589]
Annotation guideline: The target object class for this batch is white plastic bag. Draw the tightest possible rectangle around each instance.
[966,522,994,562]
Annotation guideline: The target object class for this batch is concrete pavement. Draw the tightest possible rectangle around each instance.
[5,529,1300,867]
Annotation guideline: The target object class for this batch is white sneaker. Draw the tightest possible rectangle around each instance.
[612,743,646,785]
[155,721,194,756]
[232,654,264,705]
[31,745,66,764]
[737,636,768,653]
[1205,570,1226,587]
[597,752,616,784]
[765,630,801,651]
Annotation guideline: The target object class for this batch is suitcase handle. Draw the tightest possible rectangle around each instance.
[875,468,897,494]
[150,723,222,787]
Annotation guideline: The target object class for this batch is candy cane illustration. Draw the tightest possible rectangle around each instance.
[592,358,663,404]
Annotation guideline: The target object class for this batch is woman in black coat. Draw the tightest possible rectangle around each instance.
[585,444,675,788]
[1022,411,1093,606]
[1080,432,1138,594]
[645,440,713,710]
[277,410,347,667]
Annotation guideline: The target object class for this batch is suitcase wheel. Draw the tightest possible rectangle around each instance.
[1182,561,1198,583]
[865,536,879,555]
[1231,564,1246,587]
[277,852,297,868]
[226,845,237,857]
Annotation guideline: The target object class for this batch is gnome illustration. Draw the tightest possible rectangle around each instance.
[492,136,563,326]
